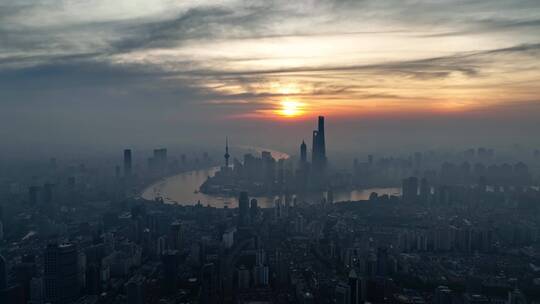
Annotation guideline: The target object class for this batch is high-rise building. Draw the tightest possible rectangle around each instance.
[85,264,100,295]
[161,250,179,295]
[43,243,79,304]
[312,116,327,166]
[335,282,351,304]
[222,228,235,249]
[14,255,36,302]
[0,255,6,290]
[224,137,230,169]
[300,140,307,164]
[30,277,44,304]
[237,265,250,289]
[311,132,318,164]
[297,140,310,191]
[169,221,183,251]
[311,116,327,186]
[253,264,269,286]
[327,189,334,204]
[238,191,249,227]
[317,115,326,158]
[123,149,132,177]
[153,148,168,171]
[201,263,218,303]
[349,269,360,304]
[434,286,453,304]
[250,199,258,222]
[402,177,419,202]
[126,275,145,304]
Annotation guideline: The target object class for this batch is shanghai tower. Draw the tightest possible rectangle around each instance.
[311,116,327,179]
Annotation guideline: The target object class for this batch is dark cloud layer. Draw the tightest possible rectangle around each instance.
[1,0,540,156]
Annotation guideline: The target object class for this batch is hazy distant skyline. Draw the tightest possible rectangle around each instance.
[1,0,539,155]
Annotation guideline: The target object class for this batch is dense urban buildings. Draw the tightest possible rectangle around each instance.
[201,116,330,197]
[1,118,540,303]
[2,0,540,303]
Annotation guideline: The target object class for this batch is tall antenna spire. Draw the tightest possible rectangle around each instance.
[224,136,230,168]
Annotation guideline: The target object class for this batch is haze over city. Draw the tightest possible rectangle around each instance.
[1,1,540,304]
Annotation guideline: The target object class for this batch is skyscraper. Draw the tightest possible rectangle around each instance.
[238,191,249,226]
[300,140,307,164]
[311,116,327,186]
[161,250,179,295]
[317,115,326,159]
[43,243,79,304]
[312,116,327,168]
[153,148,168,169]
[250,198,258,222]
[0,254,6,291]
[123,149,132,177]
[335,282,351,304]
[312,131,318,164]
[402,177,419,202]
[349,269,360,304]
[169,221,183,251]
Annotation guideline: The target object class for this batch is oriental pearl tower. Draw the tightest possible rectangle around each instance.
[224,137,230,168]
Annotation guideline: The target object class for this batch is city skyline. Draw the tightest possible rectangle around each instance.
[3,2,540,304]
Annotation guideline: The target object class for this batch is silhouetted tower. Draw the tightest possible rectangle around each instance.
[123,149,132,177]
[318,116,326,159]
[300,140,307,164]
[224,137,230,168]
[311,116,327,187]
[312,131,318,163]
[312,116,327,169]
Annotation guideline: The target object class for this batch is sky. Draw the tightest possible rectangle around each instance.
[1,0,540,156]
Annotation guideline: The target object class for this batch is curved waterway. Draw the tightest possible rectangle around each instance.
[141,147,400,208]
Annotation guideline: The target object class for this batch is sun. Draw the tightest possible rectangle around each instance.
[278,100,304,117]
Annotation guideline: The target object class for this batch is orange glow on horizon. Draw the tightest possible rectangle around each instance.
[228,94,503,121]
[276,100,305,118]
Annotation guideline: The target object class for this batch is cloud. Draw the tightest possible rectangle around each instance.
[419,18,540,38]
[110,7,237,52]
[176,43,540,81]
[1,0,540,153]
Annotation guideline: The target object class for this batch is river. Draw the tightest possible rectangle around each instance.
[140,147,400,208]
